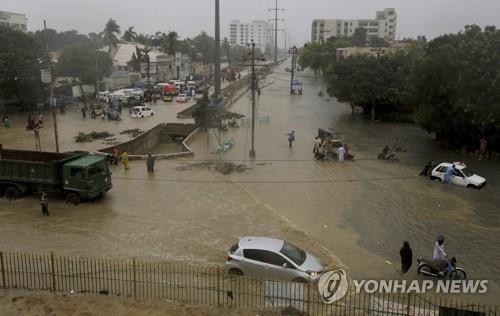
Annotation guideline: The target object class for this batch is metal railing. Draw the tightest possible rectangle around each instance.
[0,251,497,316]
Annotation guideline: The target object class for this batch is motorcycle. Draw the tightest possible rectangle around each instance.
[417,257,466,279]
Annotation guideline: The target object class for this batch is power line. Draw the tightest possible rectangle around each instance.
[112,175,419,184]
[268,0,285,64]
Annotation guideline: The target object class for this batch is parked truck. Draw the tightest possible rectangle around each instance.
[0,146,112,205]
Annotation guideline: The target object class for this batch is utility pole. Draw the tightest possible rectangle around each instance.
[284,30,287,59]
[95,51,99,99]
[268,0,285,65]
[213,0,221,101]
[237,41,267,158]
[43,20,60,153]
[371,46,382,121]
[290,46,297,94]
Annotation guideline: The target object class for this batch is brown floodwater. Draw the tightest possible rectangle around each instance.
[0,63,499,304]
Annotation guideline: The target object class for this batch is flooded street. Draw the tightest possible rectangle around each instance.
[1,62,499,303]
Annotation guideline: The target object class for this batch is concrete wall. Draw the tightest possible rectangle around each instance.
[97,123,198,160]
[99,123,165,155]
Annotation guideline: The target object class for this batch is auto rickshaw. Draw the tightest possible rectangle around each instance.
[163,94,174,102]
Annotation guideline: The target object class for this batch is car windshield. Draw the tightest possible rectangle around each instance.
[131,108,140,113]
[461,168,474,177]
[280,242,306,265]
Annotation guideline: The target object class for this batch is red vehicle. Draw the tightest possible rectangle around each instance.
[163,84,177,95]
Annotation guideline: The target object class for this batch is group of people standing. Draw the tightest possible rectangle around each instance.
[110,148,155,173]
[312,137,349,161]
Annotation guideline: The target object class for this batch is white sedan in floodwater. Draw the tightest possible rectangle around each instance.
[430,162,486,189]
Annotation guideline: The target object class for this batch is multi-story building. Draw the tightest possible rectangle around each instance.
[0,11,27,32]
[311,8,397,43]
[228,20,273,53]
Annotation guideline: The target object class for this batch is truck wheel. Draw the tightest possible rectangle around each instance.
[66,192,81,205]
[5,186,21,201]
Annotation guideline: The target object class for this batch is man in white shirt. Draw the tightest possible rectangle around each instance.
[337,145,346,161]
[433,235,447,261]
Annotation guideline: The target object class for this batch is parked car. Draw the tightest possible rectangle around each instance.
[430,162,486,188]
[225,236,324,282]
[130,106,154,118]
[176,94,189,103]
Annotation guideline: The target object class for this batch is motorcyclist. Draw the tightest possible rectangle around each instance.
[432,235,448,274]
[433,235,446,261]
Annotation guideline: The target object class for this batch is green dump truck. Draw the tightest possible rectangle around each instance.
[0,146,112,205]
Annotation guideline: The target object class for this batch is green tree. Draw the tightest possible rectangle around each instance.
[56,42,112,105]
[127,46,143,72]
[328,45,421,119]
[122,26,137,42]
[101,19,121,53]
[415,25,500,150]
[352,28,367,47]
[192,32,215,64]
[136,33,153,46]
[0,26,45,111]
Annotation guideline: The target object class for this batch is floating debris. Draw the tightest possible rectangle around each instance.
[74,131,114,143]
[120,128,144,138]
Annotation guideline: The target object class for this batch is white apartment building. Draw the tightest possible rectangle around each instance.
[0,11,27,32]
[228,20,273,53]
[311,8,397,43]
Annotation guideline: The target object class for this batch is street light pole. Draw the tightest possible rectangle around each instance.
[44,20,60,153]
[249,41,256,158]
[213,0,221,101]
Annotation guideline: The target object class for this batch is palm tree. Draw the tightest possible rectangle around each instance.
[136,34,152,46]
[141,46,152,85]
[101,19,121,53]
[166,31,178,56]
[122,26,137,42]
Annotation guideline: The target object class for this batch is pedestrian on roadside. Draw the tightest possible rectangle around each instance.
[38,112,43,125]
[337,144,346,161]
[479,136,487,160]
[81,105,87,118]
[344,143,350,160]
[112,148,120,165]
[1,115,10,128]
[146,154,155,173]
[34,125,41,151]
[40,192,49,216]
[399,241,412,274]
[287,130,295,148]
[121,151,129,170]
[313,137,321,155]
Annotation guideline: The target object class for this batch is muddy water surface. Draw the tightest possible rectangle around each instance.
[1,63,499,304]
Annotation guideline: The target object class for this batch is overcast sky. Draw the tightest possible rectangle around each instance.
[3,0,500,45]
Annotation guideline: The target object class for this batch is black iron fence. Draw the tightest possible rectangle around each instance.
[0,251,497,316]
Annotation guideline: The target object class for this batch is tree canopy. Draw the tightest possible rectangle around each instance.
[0,26,45,111]
[101,19,121,52]
[56,42,113,84]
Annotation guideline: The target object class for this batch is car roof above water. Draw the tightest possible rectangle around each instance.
[437,162,466,170]
[238,236,285,252]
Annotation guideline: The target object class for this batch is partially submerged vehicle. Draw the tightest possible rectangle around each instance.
[431,162,486,189]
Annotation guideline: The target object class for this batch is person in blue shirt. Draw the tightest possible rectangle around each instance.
[443,164,455,184]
